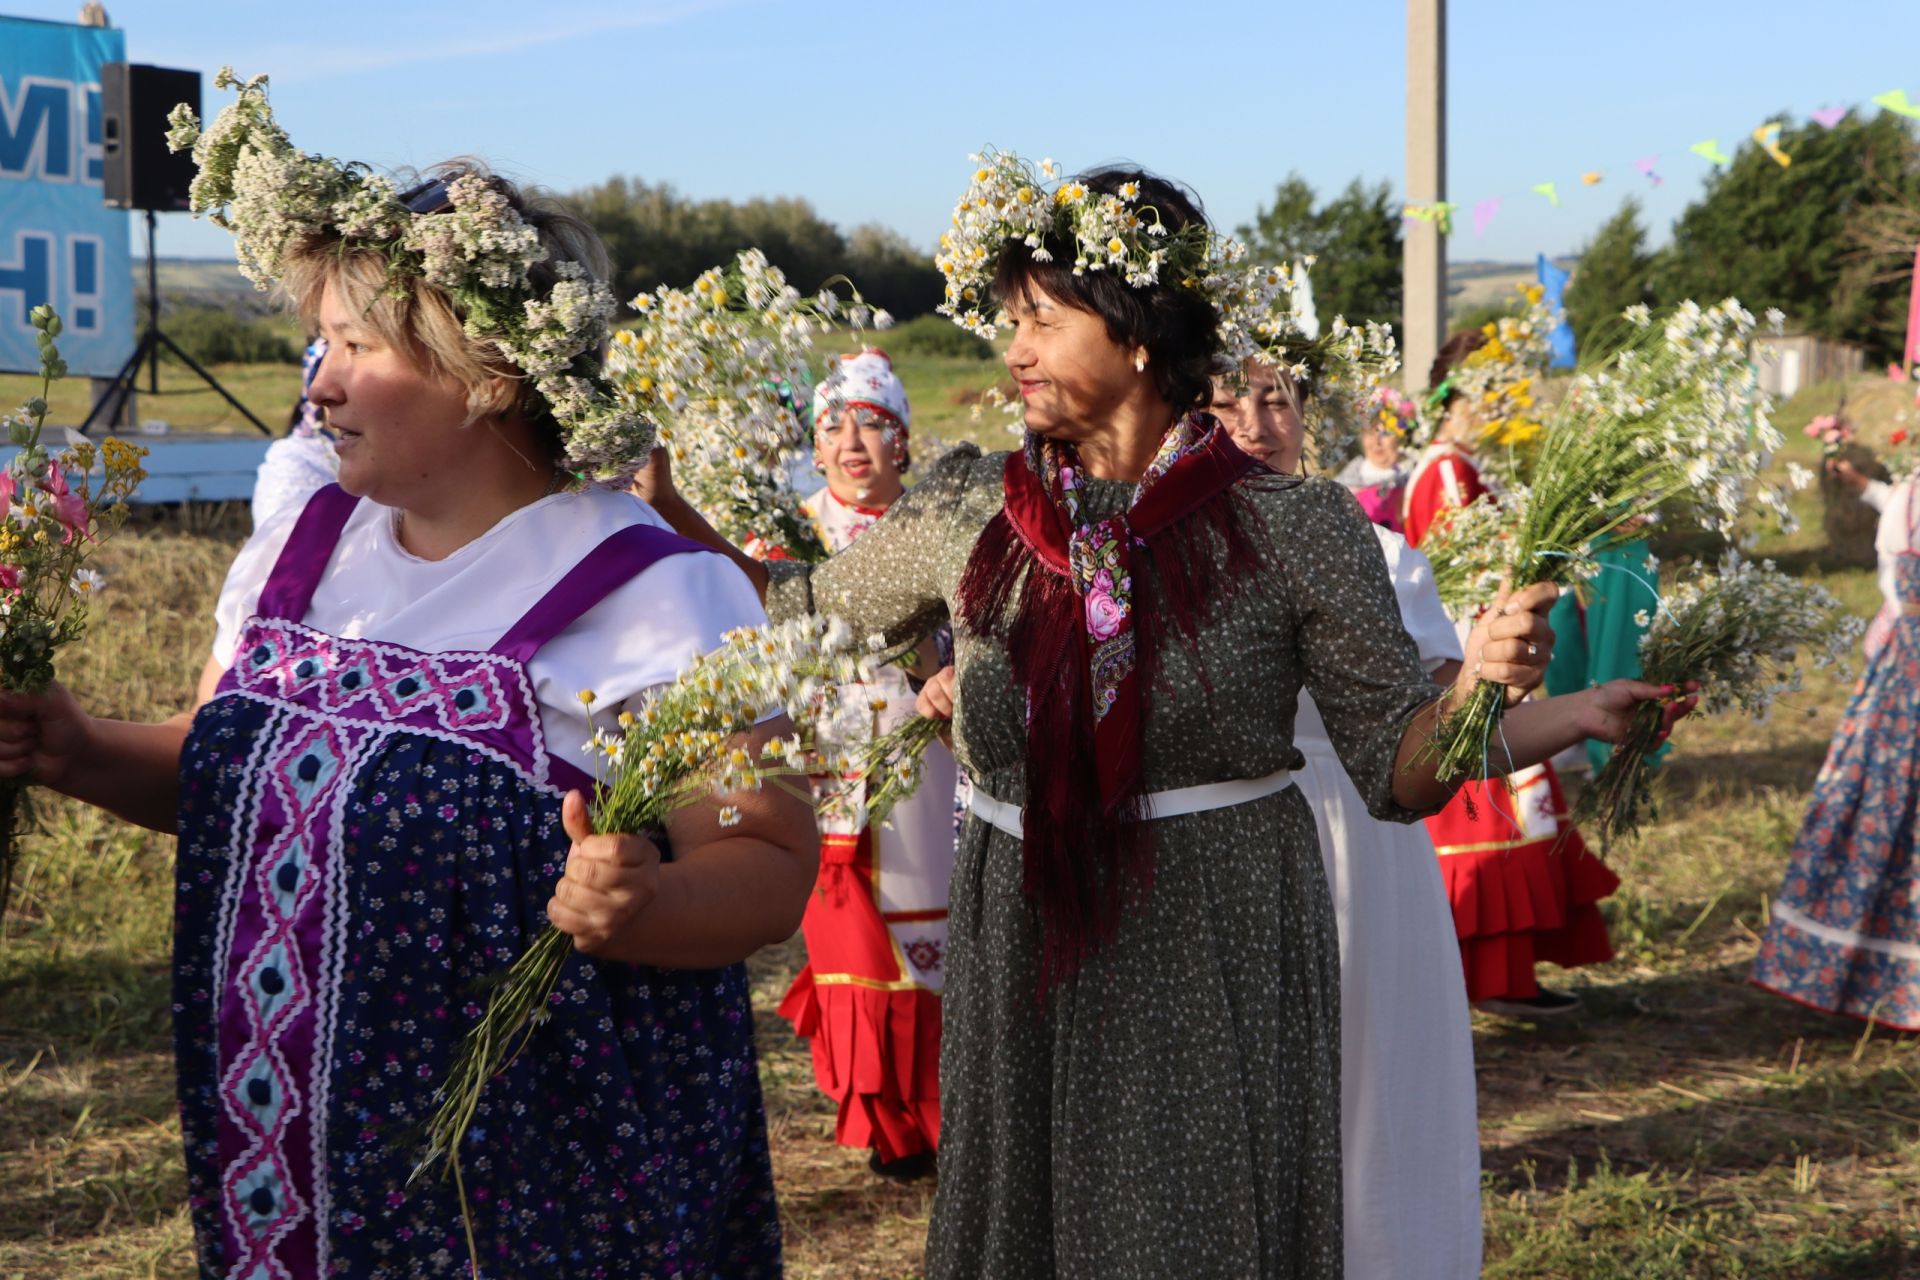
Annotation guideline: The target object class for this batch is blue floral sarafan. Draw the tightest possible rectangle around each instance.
[171,485,781,1278]
[1752,525,1920,1033]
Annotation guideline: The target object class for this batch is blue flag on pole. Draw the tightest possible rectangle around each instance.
[1537,254,1576,368]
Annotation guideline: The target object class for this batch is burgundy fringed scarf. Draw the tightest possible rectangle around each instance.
[957,415,1271,990]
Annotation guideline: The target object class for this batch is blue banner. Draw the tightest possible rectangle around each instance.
[1536,253,1576,369]
[0,17,132,378]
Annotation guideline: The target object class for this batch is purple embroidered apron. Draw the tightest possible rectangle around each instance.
[172,485,781,1278]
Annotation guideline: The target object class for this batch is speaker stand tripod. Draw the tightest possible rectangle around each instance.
[81,209,270,436]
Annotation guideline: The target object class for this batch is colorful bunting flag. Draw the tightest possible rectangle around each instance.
[1397,94,1906,237]
[1906,242,1920,375]
[1472,196,1501,237]
[1402,202,1458,236]
[1691,139,1732,166]
[1753,121,1791,168]
[1872,89,1920,119]
[1537,255,1576,370]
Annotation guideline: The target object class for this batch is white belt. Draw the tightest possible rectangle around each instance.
[966,768,1296,839]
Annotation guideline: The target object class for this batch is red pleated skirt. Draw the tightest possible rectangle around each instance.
[776,831,943,1160]
[1428,765,1619,1001]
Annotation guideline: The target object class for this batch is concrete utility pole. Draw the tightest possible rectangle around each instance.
[1403,0,1446,394]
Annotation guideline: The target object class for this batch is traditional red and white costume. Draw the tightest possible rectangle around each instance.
[1403,440,1619,1001]
[776,357,959,1161]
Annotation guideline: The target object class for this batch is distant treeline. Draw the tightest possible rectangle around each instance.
[562,177,946,320]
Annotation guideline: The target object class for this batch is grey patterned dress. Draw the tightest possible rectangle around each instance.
[766,447,1443,1279]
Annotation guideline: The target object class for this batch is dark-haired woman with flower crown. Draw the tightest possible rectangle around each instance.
[0,74,812,1277]
[642,157,1687,1278]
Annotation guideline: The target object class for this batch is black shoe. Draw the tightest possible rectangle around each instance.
[868,1148,936,1183]
[1475,988,1583,1018]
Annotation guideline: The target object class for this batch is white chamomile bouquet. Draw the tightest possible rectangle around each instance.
[1577,554,1862,849]
[606,249,888,560]
[1425,299,1811,783]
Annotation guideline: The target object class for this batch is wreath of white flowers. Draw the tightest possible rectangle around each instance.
[165,68,652,479]
[934,149,1398,396]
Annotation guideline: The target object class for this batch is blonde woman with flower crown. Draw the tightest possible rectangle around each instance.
[642,156,1687,1279]
[771,350,962,1182]
[0,74,813,1277]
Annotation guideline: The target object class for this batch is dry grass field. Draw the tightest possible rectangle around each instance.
[1,372,1917,1278]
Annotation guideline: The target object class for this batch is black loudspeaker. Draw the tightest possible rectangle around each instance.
[101,63,200,212]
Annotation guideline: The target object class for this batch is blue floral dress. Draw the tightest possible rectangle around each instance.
[172,485,782,1278]
[1753,492,1920,1032]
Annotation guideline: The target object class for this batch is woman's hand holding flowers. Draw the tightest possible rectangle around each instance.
[1572,680,1701,746]
[547,790,663,957]
[0,684,92,788]
[1456,581,1559,710]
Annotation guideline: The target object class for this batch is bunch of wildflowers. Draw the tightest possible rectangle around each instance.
[416,613,918,1260]
[1424,299,1808,782]
[1413,493,1524,617]
[606,250,889,560]
[1417,285,1557,491]
[1446,285,1557,449]
[1367,384,1421,441]
[0,307,148,913]
[1578,554,1862,849]
[166,68,651,479]
[1883,421,1919,478]
[1803,413,1853,457]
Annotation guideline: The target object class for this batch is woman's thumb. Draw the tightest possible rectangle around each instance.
[561,790,593,843]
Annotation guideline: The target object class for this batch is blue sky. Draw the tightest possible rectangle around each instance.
[12,0,1920,266]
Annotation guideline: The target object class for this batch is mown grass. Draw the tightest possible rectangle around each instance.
[2,372,1918,1277]
[0,360,298,438]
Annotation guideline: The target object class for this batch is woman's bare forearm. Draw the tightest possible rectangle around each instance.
[605,830,818,968]
[1390,688,1599,811]
[63,713,193,833]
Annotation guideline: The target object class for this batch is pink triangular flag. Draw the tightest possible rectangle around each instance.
[1812,106,1848,129]
[1472,197,1501,236]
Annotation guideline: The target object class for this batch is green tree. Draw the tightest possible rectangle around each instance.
[1564,197,1655,358]
[1237,175,1403,336]
[562,178,945,320]
[1654,111,1920,357]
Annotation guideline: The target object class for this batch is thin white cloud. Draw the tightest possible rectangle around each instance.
[141,0,736,85]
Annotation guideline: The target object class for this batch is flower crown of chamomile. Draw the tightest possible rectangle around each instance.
[165,68,653,479]
[1422,284,1557,450]
[933,149,1398,400]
